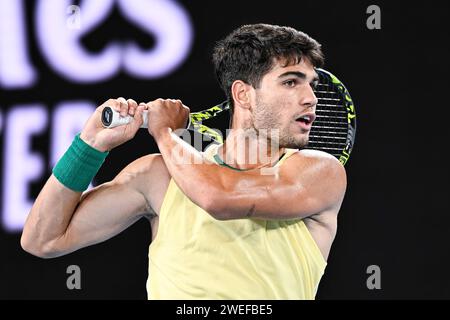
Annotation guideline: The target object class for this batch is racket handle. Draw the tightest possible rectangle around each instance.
[101,106,149,128]
[101,106,191,129]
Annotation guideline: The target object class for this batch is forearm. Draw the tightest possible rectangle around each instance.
[22,133,109,256]
[155,128,230,212]
[155,129,281,219]
[21,175,82,255]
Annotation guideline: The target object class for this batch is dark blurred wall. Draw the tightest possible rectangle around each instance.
[1,0,449,299]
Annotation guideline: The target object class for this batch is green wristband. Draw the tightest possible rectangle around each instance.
[52,134,109,192]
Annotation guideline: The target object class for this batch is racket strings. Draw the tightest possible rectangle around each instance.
[308,78,349,158]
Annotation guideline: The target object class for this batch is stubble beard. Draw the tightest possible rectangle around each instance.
[253,96,310,149]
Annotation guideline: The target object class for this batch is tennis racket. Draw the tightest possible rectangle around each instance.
[101,68,356,165]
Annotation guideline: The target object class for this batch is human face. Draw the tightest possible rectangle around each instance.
[251,58,319,149]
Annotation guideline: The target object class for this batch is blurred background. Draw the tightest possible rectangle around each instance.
[1,0,449,299]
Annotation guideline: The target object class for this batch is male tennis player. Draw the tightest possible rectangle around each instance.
[21,24,346,299]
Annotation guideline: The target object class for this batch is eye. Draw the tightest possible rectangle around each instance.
[283,79,297,87]
[311,80,319,90]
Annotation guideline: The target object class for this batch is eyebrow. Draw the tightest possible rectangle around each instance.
[278,71,319,83]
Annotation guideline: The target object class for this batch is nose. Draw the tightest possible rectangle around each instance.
[301,84,318,109]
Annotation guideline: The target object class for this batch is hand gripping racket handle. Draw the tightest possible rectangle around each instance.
[101,106,191,129]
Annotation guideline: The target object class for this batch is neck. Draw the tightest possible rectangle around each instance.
[217,127,285,171]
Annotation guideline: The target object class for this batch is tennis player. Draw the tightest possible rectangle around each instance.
[21,24,346,299]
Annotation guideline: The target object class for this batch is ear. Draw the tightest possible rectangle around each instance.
[231,80,252,110]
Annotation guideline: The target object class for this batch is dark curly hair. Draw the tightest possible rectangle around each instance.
[212,24,324,110]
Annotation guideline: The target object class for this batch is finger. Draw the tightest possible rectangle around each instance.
[127,99,138,116]
[145,100,156,109]
[100,99,119,113]
[148,98,164,107]
[139,103,149,115]
[131,104,146,130]
[117,97,128,117]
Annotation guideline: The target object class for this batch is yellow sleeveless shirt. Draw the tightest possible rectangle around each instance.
[147,144,327,299]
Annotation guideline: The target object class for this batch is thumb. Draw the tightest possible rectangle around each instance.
[130,104,146,131]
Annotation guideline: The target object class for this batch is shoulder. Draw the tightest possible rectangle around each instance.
[283,149,347,207]
[113,153,170,185]
[287,149,346,178]
[288,148,342,163]
[124,153,168,174]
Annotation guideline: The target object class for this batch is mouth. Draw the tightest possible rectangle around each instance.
[295,112,316,130]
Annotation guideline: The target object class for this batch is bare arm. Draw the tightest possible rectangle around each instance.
[156,128,346,220]
[145,99,347,221]
[21,97,155,258]
[21,157,153,258]
[211,151,347,220]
